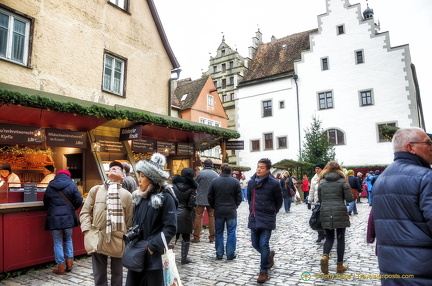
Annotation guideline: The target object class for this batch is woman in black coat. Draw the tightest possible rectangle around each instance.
[317,161,353,274]
[172,168,197,264]
[43,170,83,274]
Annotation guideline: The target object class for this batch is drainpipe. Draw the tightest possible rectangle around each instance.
[293,74,301,160]
[168,68,181,116]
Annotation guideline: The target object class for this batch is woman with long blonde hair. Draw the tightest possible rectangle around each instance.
[317,161,353,274]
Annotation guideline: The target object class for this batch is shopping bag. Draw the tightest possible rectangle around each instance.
[161,232,182,286]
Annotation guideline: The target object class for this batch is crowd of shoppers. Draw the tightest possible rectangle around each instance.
[36,126,432,286]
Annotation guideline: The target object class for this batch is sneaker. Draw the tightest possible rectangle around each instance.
[257,272,268,283]
[216,256,223,260]
[227,255,237,260]
[269,250,275,268]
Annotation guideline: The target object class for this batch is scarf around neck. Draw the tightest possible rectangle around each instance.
[106,182,125,242]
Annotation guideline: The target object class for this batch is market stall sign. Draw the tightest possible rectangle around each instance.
[94,135,126,153]
[119,126,142,141]
[226,140,244,150]
[131,138,154,152]
[177,143,194,155]
[157,141,176,155]
[0,123,43,145]
[46,128,87,148]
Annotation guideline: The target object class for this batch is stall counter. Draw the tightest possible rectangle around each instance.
[0,202,86,273]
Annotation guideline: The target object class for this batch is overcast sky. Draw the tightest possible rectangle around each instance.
[154,0,432,130]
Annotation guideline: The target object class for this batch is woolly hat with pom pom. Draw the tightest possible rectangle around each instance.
[135,153,169,185]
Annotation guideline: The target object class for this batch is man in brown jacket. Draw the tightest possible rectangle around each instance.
[80,161,133,286]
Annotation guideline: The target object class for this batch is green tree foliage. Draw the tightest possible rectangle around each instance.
[300,116,335,165]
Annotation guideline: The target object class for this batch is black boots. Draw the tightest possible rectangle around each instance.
[181,241,192,264]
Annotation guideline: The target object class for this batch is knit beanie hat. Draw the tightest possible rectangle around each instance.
[56,170,71,177]
[315,163,325,169]
[135,153,169,185]
[346,169,354,176]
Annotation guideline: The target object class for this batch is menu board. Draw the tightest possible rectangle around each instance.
[0,123,43,145]
[157,141,176,155]
[177,143,193,155]
[131,138,155,152]
[94,135,126,153]
[46,128,87,148]
[23,184,37,202]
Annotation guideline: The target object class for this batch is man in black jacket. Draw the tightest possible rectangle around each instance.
[248,158,283,283]
[208,163,242,260]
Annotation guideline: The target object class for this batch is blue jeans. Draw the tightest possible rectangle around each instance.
[250,228,272,273]
[348,201,357,214]
[241,189,247,200]
[51,228,73,264]
[283,196,292,212]
[215,217,237,259]
[368,190,373,205]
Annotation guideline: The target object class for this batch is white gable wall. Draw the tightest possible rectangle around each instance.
[235,0,419,173]
[295,0,417,165]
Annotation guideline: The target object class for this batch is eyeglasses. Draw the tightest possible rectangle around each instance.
[110,166,122,171]
[410,141,432,146]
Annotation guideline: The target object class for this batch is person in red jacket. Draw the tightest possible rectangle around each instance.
[302,175,310,205]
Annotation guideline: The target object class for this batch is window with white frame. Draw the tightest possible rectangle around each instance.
[378,122,396,142]
[277,136,287,149]
[199,118,206,124]
[321,57,329,70]
[230,93,235,101]
[355,50,364,64]
[251,140,260,152]
[318,91,333,109]
[279,101,285,109]
[109,0,128,10]
[207,94,214,107]
[103,53,126,96]
[326,129,345,145]
[264,133,273,150]
[262,100,272,117]
[222,94,227,102]
[337,25,345,35]
[207,120,214,126]
[229,76,234,85]
[0,8,31,66]
[214,122,221,127]
[360,90,373,106]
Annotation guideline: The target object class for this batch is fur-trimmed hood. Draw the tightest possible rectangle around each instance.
[132,185,177,209]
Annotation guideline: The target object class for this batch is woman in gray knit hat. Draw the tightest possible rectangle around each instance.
[125,153,178,286]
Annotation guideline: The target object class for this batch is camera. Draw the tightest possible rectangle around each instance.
[123,225,140,243]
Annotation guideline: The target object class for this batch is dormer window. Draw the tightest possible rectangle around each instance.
[181,94,188,101]
[221,49,226,56]
[337,25,345,35]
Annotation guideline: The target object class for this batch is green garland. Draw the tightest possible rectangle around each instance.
[0,89,240,139]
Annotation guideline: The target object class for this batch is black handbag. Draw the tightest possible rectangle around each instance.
[309,203,322,230]
[122,239,149,272]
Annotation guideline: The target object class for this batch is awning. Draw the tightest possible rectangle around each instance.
[0,82,240,149]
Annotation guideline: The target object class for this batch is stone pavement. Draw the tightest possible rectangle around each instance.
[0,201,382,285]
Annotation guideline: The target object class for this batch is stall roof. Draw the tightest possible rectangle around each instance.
[0,83,239,147]
[273,159,314,170]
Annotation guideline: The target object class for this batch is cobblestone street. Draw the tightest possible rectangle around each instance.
[1,201,381,285]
